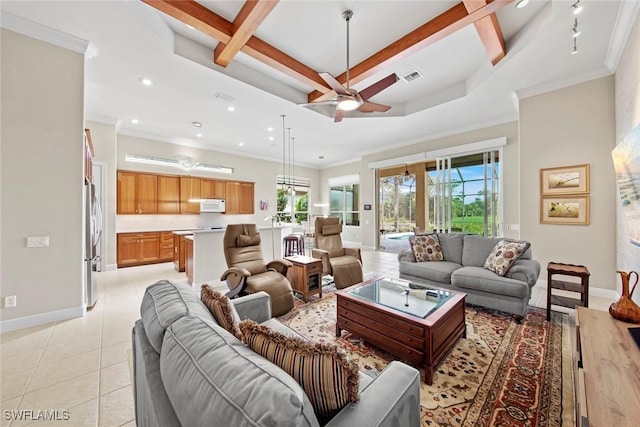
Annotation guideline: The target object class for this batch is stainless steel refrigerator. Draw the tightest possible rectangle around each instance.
[85,182,103,308]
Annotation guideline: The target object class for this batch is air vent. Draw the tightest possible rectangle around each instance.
[401,70,423,83]
[214,92,236,103]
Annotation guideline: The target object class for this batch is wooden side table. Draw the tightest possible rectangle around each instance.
[285,255,322,302]
[546,262,590,321]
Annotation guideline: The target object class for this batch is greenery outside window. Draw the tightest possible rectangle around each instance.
[276,176,309,224]
[330,184,360,226]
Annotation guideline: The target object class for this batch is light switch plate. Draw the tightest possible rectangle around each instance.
[27,236,49,247]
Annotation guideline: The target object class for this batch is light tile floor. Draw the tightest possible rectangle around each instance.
[0,250,613,426]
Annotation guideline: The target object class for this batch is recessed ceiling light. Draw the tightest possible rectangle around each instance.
[268,136,275,141]
[515,0,529,9]
[238,142,245,147]
[139,77,153,86]
[192,121,202,128]
[227,106,235,112]
[131,119,139,124]
[196,133,203,138]
[267,127,274,132]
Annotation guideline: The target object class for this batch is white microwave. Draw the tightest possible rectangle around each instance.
[200,199,225,213]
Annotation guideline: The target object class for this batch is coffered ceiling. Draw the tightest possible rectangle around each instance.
[1,1,634,168]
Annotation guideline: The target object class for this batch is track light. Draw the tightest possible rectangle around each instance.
[571,1,583,15]
[515,0,529,9]
[571,38,579,55]
[571,18,581,38]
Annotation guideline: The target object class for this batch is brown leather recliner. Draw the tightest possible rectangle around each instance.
[312,217,363,289]
[220,224,294,317]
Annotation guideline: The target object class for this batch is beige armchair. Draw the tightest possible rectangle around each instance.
[311,217,363,289]
[220,224,294,316]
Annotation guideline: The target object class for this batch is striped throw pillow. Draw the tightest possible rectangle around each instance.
[200,285,241,338]
[239,319,359,423]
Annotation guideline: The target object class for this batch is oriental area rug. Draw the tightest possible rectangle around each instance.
[278,294,574,427]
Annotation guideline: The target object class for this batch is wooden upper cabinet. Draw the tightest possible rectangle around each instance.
[201,179,226,199]
[180,177,201,214]
[225,181,254,214]
[117,171,158,214]
[157,175,180,214]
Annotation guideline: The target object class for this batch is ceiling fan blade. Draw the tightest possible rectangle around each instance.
[319,72,350,96]
[358,101,392,113]
[298,100,338,108]
[359,73,399,101]
[334,110,345,122]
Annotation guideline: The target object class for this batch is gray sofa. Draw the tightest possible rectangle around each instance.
[132,280,421,427]
[398,234,541,317]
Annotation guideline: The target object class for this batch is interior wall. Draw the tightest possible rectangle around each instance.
[519,76,617,291]
[116,134,321,233]
[318,121,520,249]
[85,120,117,268]
[0,29,85,327]
[614,13,640,301]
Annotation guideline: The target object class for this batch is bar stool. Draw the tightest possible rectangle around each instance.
[283,234,305,257]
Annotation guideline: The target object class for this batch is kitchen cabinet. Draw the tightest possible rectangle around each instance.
[185,236,194,284]
[117,232,160,267]
[173,232,192,272]
[200,179,226,199]
[225,181,254,214]
[180,177,201,214]
[157,175,180,214]
[117,171,158,214]
[160,231,174,261]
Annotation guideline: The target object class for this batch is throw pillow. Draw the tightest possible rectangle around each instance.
[200,285,241,338]
[239,320,359,423]
[483,240,531,276]
[409,234,444,262]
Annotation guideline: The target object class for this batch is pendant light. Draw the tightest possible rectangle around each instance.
[281,114,286,191]
[404,163,410,177]
[286,127,293,195]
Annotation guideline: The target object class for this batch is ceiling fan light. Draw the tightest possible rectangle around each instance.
[515,0,529,9]
[337,98,360,111]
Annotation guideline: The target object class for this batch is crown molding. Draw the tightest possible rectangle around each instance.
[1,11,90,55]
[604,0,640,72]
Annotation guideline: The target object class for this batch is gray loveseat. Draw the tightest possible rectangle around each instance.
[132,280,421,427]
[398,234,541,318]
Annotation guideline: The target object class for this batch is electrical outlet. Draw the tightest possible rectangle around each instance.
[27,236,49,247]
[4,295,16,308]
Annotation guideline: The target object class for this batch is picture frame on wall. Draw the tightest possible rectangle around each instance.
[540,196,590,225]
[540,164,590,195]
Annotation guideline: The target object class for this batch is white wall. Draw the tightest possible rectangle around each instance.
[1,29,85,330]
[614,14,640,301]
[519,76,617,290]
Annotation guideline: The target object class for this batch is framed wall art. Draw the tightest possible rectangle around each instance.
[540,196,590,225]
[540,164,590,195]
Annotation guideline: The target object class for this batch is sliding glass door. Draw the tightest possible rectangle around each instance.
[427,150,501,236]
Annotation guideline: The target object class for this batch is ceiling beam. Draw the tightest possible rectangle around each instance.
[463,0,506,65]
[308,0,514,103]
[214,0,280,67]
[142,0,331,92]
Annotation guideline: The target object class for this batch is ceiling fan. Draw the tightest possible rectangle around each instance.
[301,10,399,122]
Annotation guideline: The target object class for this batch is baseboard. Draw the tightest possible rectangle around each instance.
[533,280,618,301]
[0,305,84,333]
[104,264,117,271]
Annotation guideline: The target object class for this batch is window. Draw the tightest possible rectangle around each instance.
[330,184,360,226]
[276,176,309,224]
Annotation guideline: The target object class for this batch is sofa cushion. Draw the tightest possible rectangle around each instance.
[398,261,461,284]
[409,234,443,262]
[452,266,531,298]
[200,285,241,338]
[484,240,530,276]
[461,235,503,267]
[436,233,464,264]
[240,320,359,424]
[140,280,215,353]
[161,315,319,427]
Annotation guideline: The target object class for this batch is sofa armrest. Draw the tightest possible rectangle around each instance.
[506,259,541,286]
[312,249,332,275]
[344,247,362,262]
[326,361,420,427]
[231,291,272,322]
[397,250,416,263]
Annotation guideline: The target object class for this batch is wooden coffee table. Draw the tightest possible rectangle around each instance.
[336,276,466,385]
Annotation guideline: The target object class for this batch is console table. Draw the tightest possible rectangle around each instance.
[576,307,640,426]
